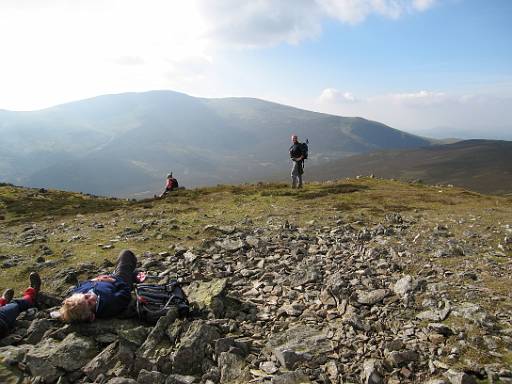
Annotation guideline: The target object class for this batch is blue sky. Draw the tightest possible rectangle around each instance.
[0,0,511,138]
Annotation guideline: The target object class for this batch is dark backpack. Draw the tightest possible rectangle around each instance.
[135,281,189,324]
[172,178,179,189]
[289,139,309,160]
[300,142,308,160]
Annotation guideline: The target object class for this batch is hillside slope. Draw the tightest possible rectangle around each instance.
[0,179,510,383]
[306,139,512,195]
[0,90,431,196]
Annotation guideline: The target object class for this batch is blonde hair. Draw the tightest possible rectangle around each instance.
[59,294,94,323]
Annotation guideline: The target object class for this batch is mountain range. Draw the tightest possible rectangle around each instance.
[0,90,431,196]
[306,139,512,195]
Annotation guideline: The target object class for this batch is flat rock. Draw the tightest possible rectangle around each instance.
[428,323,454,336]
[137,369,167,384]
[355,289,390,305]
[289,267,322,287]
[186,279,228,317]
[260,361,279,374]
[166,374,197,384]
[83,341,118,381]
[105,378,138,384]
[386,350,419,367]
[445,369,477,384]
[204,225,236,234]
[452,302,493,327]
[266,324,333,370]
[24,338,63,382]
[118,325,150,346]
[172,321,221,375]
[361,359,384,384]
[218,351,249,383]
[217,238,245,252]
[271,370,311,384]
[416,300,451,321]
[393,275,414,297]
[183,251,198,263]
[25,319,56,344]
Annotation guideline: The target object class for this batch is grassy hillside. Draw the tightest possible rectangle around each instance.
[0,183,130,223]
[1,178,510,293]
[306,139,512,195]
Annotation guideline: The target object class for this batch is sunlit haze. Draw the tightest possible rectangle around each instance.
[1,0,511,138]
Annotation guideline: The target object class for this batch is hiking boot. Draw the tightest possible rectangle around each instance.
[29,272,41,294]
[1,288,14,304]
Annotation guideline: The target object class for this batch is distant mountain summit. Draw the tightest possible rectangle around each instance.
[0,90,431,196]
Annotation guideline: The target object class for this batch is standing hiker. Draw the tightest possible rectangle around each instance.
[0,272,41,339]
[58,250,138,322]
[289,135,308,188]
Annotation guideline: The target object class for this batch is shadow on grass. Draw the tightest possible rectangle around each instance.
[226,183,290,196]
[383,203,423,212]
[259,183,368,199]
[293,183,368,200]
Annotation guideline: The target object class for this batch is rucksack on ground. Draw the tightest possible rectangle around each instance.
[135,280,189,323]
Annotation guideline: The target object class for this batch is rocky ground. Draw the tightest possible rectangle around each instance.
[0,180,511,383]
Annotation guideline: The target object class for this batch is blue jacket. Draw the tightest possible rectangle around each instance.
[71,276,131,318]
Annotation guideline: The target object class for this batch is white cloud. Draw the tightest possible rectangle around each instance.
[317,0,437,24]
[319,0,397,23]
[388,90,447,106]
[315,88,512,138]
[412,0,437,11]
[195,0,439,47]
[194,0,322,48]
[318,88,447,108]
[318,88,359,103]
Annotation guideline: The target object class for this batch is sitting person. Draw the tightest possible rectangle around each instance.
[160,173,179,197]
[0,272,41,339]
[59,250,138,323]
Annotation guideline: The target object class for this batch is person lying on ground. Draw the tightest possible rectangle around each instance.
[58,249,138,323]
[0,272,41,339]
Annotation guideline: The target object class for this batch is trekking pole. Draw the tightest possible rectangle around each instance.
[304,139,309,170]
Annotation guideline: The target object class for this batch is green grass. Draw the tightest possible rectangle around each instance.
[0,184,130,223]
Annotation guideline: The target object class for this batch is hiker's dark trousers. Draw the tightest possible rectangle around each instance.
[0,299,32,339]
[114,250,137,288]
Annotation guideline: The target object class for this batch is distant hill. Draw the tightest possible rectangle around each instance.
[306,139,512,195]
[0,90,431,196]
[413,126,512,141]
